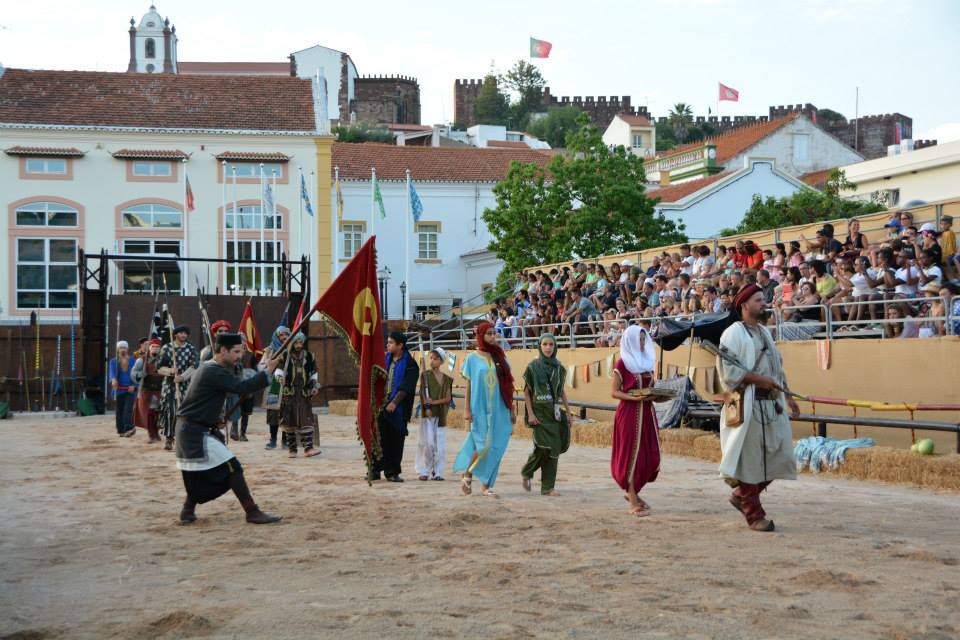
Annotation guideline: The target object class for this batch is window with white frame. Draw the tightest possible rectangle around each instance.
[632,134,645,148]
[225,205,281,230]
[414,305,442,322]
[793,134,810,164]
[25,158,67,175]
[224,162,284,179]
[416,222,439,260]
[131,161,173,177]
[121,239,182,293]
[341,223,365,258]
[16,238,78,309]
[225,240,283,292]
[121,203,182,228]
[15,201,78,227]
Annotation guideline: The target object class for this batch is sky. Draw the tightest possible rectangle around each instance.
[1,0,958,141]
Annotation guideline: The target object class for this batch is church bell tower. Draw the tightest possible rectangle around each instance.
[127,4,178,74]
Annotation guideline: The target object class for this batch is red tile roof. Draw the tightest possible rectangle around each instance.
[215,151,291,162]
[5,145,85,157]
[658,113,801,163]
[387,124,433,132]
[799,167,834,188]
[332,142,552,182]
[617,113,653,127]
[112,148,189,160]
[0,68,315,132]
[487,140,530,149]
[177,61,289,75]
[648,173,729,204]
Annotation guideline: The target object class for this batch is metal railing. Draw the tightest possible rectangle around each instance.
[774,295,954,340]
[450,392,960,453]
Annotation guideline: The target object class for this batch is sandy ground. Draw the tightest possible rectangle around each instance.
[1,413,959,640]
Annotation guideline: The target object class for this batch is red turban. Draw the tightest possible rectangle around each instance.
[474,321,514,410]
[149,338,162,346]
[733,284,763,314]
[210,320,232,333]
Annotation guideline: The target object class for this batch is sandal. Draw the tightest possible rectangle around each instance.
[629,507,650,517]
[481,489,499,498]
[419,475,429,481]
[460,475,472,496]
[521,476,532,492]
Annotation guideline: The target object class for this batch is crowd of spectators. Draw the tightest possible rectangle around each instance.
[487,213,960,345]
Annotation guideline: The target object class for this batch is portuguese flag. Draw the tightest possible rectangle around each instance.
[530,37,552,59]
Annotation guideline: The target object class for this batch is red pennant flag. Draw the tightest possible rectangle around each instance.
[718,82,739,102]
[185,173,195,212]
[239,301,264,357]
[293,297,306,329]
[309,236,386,474]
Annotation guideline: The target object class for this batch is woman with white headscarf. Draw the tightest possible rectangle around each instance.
[610,323,661,517]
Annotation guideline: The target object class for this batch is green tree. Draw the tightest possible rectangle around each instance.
[526,106,582,148]
[473,74,511,126]
[500,60,545,130]
[669,102,694,143]
[333,125,393,143]
[816,108,846,125]
[655,120,677,151]
[720,169,885,236]
[484,113,687,288]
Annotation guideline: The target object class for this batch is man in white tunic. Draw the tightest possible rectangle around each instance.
[716,284,799,532]
[175,332,282,525]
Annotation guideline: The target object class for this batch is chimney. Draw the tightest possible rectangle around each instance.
[127,18,137,72]
[162,18,173,74]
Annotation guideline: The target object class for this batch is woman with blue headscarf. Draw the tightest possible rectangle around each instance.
[259,324,290,449]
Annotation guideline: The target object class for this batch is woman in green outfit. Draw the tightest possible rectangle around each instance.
[521,334,571,496]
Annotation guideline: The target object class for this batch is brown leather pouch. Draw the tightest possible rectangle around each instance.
[724,390,745,427]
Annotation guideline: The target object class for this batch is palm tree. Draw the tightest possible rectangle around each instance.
[669,102,694,144]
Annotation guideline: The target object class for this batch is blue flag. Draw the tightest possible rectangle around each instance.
[301,172,314,217]
[409,180,423,223]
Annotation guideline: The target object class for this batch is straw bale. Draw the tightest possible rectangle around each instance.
[327,400,355,416]
[692,435,722,462]
[831,448,872,480]
[864,447,925,485]
[920,454,960,491]
[571,422,613,448]
[445,410,466,430]
[660,428,705,446]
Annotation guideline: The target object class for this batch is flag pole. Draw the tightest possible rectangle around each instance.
[182,158,189,295]
[220,160,227,295]
[272,169,279,295]
[370,167,376,243]
[333,166,340,278]
[259,163,266,294]
[405,168,411,321]
[298,166,304,260]
[310,170,316,293]
[231,165,239,294]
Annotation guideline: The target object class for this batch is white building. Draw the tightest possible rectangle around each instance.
[602,113,656,157]
[644,113,862,185]
[330,143,551,319]
[652,158,812,239]
[0,67,329,322]
[125,4,178,74]
[839,139,960,207]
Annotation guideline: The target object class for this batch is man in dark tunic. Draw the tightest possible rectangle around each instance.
[175,332,281,525]
[370,331,419,483]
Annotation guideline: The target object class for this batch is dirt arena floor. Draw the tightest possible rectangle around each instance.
[1,413,958,640]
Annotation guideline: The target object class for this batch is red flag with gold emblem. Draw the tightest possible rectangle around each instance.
[239,301,264,358]
[309,236,386,474]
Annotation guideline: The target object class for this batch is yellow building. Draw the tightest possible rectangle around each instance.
[840,139,960,207]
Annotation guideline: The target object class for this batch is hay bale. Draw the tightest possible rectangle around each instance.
[832,447,872,480]
[660,440,696,458]
[865,447,925,485]
[920,454,960,491]
[571,422,613,448]
[445,410,466,430]
[692,434,722,462]
[327,400,355,416]
[660,428,704,446]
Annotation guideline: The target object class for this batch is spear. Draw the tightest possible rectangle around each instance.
[70,306,77,410]
[34,311,45,411]
[5,329,10,409]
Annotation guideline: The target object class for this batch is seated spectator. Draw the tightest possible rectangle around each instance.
[743,241,764,271]
[892,248,920,299]
[884,304,920,339]
[645,256,660,279]
[849,256,881,324]
[845,218,869,255]
[938,215,957,277]
[917,248,943,290]
[757,269,776,303]
[785,282,822,323]
[787,240,804,268]
[810,260,837,300]
[733,240,747,270]
[717,245,737,274]
[678,244,695,276]
[559,287,598,336]
[918,283,946,337]
[595,310,624,348]
[614,297,630,321]
[773,266,801,310]
[702,286,721,313]
[692,245,716,279]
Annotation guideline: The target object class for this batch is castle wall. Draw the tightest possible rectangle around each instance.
[453,78,484,128]
[352,75,421,126]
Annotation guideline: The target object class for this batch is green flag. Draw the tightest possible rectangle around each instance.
[373,173,386,219]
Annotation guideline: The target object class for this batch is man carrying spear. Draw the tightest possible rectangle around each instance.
[158,325,200,451]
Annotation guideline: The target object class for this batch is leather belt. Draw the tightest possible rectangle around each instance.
[754,389,779,400]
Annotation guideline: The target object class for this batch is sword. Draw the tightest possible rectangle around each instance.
[700,339,808,401]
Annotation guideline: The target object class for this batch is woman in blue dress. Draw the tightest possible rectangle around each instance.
[455,321,516,498]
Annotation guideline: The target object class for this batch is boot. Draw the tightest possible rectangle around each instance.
[230,423,240,441]
[179,500,197,525]
[749,519,775,532]
[240,415,249,441]
[164,437,174,451]
[265,440,277,450]
[246,508,283,524]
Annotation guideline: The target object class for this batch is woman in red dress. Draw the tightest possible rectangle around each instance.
[132,339,164,443]
[610,324,661,517]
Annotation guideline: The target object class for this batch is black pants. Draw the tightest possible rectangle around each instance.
[376,410,407,478]
[115,393,135,434]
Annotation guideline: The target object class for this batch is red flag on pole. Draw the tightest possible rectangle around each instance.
[530,37,552,58]
[293,297,306,329]
[239,301,264,357]
[309,236,386,475]
[718,82,739,102]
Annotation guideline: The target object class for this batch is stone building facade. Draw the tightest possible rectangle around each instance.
[352,75,421,126]
[453,78,485,128]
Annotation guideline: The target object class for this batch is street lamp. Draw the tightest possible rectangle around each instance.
[399,281,407,321]
[377,266,391,320]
